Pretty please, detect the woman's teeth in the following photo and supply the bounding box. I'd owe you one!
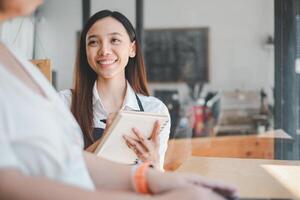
[97,60,115,65]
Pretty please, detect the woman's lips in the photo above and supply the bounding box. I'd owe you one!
[97,59,117,67]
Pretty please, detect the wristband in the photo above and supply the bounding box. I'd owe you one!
[131,162,152,194]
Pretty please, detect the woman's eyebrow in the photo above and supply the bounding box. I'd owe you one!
[87,32,123,40]
[109,32,123,36]
[87,35,98,40]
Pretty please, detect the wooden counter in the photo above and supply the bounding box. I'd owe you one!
[176,156,300,199]
[164,132,292,171]
[164,135,275,170]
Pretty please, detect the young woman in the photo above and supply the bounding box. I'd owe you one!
[0,1,237,199]
[59,10,170,169]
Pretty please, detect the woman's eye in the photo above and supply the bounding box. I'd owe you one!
[88,40,98,46]
[111,38,121,44]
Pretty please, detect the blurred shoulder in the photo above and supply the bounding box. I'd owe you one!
[137,94,169,115]
[58,89,72,108]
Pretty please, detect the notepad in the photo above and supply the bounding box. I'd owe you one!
[94,110,169,164]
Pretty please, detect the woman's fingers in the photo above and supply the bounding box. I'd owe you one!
[122,121,161,165]
[150,120,160,144]
[132,127,151,152]
[123,135,149,160]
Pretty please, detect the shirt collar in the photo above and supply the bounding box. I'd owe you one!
[92,81,101,106]
[123,82,141,111]
[92,81,140,111]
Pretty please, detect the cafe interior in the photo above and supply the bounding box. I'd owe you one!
[1,0,300,199]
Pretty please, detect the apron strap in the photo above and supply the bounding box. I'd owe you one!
[135,93,144,112]
[93,127,105,141]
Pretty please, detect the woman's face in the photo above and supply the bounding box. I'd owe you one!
[86,16,136,80]
[0,0,43,19]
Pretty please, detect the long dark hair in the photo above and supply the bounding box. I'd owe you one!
[71,10,150,147]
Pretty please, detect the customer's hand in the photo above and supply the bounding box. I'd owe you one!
[153,186,231,200]
[147,170,238,199]
[123,121,160,168]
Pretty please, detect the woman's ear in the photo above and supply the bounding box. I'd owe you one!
[129,41,136,58]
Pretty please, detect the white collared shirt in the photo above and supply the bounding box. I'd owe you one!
[59,81,171,170]
[0,43,94,190]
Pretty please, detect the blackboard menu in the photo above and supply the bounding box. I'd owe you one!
[144,28,209,83]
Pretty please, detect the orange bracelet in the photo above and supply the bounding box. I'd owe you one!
[133,162,151,194]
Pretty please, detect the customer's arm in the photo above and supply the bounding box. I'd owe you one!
[0,168,232,200]
[84,151,237,199]
[84,151,134,191]
[0,168,150,200]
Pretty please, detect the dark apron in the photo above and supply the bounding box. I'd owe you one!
[92,93,144,141]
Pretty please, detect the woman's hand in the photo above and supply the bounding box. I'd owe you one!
[123,121,161,168]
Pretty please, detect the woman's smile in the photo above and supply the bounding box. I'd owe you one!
[96,58,118,67]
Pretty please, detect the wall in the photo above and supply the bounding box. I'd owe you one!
[35,0,82,90]
[144,0,274,94]
[91,0,135,23]
[0,16,35,59]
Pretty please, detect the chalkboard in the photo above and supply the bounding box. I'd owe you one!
[144,28,209,83]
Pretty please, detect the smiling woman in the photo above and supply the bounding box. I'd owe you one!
[59,10,171,170]
[85,17,136,79]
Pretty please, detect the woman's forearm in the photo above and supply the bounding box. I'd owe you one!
[0,169,150,200]
[84,151,135,191]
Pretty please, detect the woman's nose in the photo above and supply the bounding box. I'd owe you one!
[98,42,112,56]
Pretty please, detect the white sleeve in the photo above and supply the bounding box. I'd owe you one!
[58,89,72,109]
[0,98,21,170]
[158,103,171,171]
[0,135,21,170]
